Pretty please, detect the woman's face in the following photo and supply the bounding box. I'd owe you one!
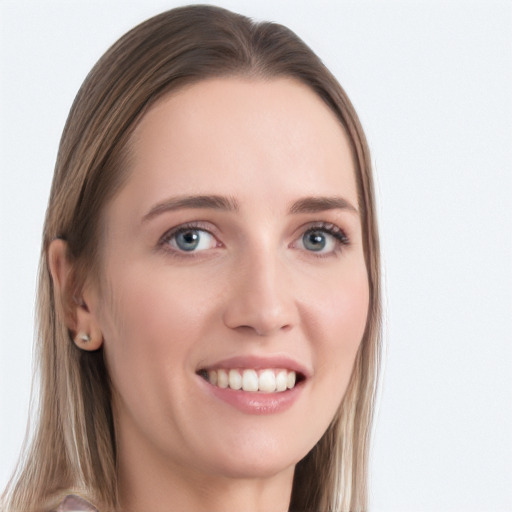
[87,77,369,482]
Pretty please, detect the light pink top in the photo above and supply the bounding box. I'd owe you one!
[53,495,98,512]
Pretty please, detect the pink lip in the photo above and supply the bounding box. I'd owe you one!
[196,354,310,415]
[199,376,304,415]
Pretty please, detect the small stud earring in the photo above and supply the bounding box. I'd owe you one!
[76,332,91,343]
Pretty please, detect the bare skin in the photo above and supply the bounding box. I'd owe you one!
[50,77,369,512]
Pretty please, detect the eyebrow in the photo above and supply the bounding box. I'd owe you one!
[142,194,358,223]
[142,195,240,222]
[289,196,359,215]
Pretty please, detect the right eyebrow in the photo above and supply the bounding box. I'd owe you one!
[141,194,240,223]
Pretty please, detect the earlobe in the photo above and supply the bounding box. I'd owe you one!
[74,300,104,351]
[48,239,104,351]
[73,329,104,351]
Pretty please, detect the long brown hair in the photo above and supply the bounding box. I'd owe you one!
[2,5,380,511]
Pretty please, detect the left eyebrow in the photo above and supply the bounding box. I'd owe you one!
[288,196,359,215]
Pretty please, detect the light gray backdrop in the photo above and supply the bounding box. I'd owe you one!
[1,1,511,510]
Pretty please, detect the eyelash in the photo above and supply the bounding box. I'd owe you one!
[158,221,350,258]
[295,222,350,257]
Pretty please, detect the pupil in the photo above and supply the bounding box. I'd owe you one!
[304,231,325,251]
[177,230,200,251]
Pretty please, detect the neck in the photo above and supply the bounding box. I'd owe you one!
[115,430,295,512]
[117,459,295,512]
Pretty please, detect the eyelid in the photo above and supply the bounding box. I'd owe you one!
[300,221,349,241]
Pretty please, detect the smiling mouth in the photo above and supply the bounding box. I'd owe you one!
[197,368,304,393]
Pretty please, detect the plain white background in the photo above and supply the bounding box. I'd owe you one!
[1,1,511,510]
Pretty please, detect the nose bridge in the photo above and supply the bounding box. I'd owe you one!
[223,243,295,336]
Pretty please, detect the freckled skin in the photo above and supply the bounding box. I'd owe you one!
[84,77,369,512]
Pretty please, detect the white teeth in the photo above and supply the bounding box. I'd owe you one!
[217,369,228,388]
[242,369,259,392]
[275,370,288,392]
[203,368,299,393]
[287,371,296,389]
[228,369,242,390]
[208,370,218,386]
[258,369,276,392]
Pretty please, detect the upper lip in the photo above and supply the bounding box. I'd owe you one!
[196,354,312,379]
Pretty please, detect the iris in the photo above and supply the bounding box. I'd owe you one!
[175,230,201,251]
[303,231,326,251]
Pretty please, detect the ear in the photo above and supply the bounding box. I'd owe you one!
[48,239,103,351]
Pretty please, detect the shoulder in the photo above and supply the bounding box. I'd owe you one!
[52,494,98,512]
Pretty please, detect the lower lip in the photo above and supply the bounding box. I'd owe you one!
[199,376,303,415]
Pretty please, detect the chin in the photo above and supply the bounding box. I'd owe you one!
[198,434,312,481]
[212,457,297,481]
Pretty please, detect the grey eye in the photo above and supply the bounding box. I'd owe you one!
[172,229,215,252]
[298,228,343,254]
[302,230,327,252]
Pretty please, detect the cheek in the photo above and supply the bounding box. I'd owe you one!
[333,268,369,362]
[95,267,212,401]
[306,264,369,405]
[309,261,369,352]
[100,263,210,341]
[336,276,370,346]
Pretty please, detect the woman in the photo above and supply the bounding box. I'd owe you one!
[1,5,380,512]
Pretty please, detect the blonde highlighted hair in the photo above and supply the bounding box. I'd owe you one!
[2,5,380,511]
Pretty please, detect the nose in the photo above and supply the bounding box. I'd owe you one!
[222,249,297,337]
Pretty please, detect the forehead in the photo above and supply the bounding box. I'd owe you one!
[116,77,358,215]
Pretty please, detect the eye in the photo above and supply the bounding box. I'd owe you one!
[164,227,218,253]
[294,223,349,255]
[302,230,335,252]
